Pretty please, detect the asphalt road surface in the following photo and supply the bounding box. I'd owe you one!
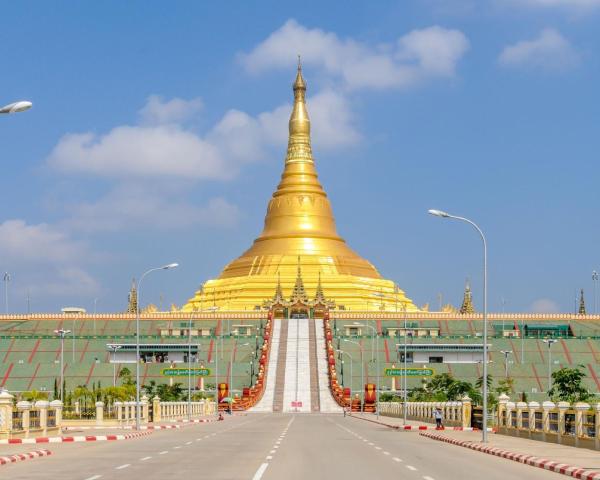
[2,414,566,479]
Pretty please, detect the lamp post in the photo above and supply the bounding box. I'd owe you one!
[0,101,32,114]
[230,342,250,399]
[205,306,219,418]
[500,350,512,378]
[336,349,354,396]
[428,209,489,442]
[354,322,379,418]
[543,339,557,393]
[593,271,598,314]
[109,345,122,387]
[135,263,178,430]
[93,298,98,336]
[187,309,198,422]
[3,272,10,314]
[54,329,71,402]
[343,339,364,413]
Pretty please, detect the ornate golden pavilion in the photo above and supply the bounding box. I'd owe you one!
[183,63,417,313]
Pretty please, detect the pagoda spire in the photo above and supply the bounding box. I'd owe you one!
[459,279,475,314]
[126,278,138,313]
[579,288,586,315]
[273,272,285,304]
[290,257,309,304]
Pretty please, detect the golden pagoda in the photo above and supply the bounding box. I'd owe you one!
[183,62,417,313]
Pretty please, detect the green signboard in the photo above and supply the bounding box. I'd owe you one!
[384,368,435,377]
[161,368,211,377]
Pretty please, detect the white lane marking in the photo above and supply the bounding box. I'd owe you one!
[85,476,102,480]
[252,463,269,480]
[186,441,192,445]
[375,446,382,450]
[140,456,152,461]
[196,438,202,442]
[115,464,130,470]
[393,457,402,462]
[159,451,168,455]
[383,451,390,455]
[174,446,181,449]
[273,445,279,449]
[368,442,374,446]
[266,455,273,460]
[270,450,276,454]
[423,477,435,480]
[407,465,417,471]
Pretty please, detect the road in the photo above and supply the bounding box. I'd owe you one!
[2,414,565,479]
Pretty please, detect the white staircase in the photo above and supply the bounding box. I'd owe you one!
[250,320,281,412]
[282,318,312,412]
[315,318,343,413]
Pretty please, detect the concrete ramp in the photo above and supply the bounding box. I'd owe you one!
[250,320,281,412]
[315,318,343,413]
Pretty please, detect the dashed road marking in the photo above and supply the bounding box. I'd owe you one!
[252,462,269,480]
[186,441,192,445]
[115,464,130,470]
[266,455,273,460]
[85,476,102,480]
[270,450,276,454]
[140,456,152,461]
[423,476,435,480]
[383,451,390,455]
[174,446,181,449]
[407,465,417,471]
[375,446,382,450]
[159,451,168,455]
[393,457,402,462]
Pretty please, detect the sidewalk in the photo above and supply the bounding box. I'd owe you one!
[349,412,482,430]
[424,429,600,472]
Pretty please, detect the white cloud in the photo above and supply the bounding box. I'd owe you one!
[139,95,203,125]
[0,219,86,263]
[66,185,239,232]
[48,126,231,180]
[240,20,469,90]
[498,29,579,70]
[48,87,358,182]
[0,220,100,300]
[530,298,561,313]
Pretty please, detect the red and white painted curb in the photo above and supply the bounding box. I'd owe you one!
[400,425,492,431]
[348,414,492,432]
[0,449,52,466]
[420,432,600,480]
[0,430,152,445]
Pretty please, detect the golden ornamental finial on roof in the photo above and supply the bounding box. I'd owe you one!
[460,279,475,314]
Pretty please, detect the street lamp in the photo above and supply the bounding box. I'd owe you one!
[343,339,364,413]
[354,322,380,418]
[230,342,250,399]
[500,350,512,378]
[336,349,354,397]
[428,208,489,442]
[592,271,598,314]
[135,263,178,430]
[0,101,32,114]
[54,329,71,402]
[109,345,122,387]
[3,272,10,314]
[543,339,558,393]
[187,309,199,422]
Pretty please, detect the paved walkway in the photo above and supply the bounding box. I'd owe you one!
[357,413,600,472]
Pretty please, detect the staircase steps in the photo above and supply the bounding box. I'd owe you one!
[308,317,320,412]
[272,319,289,412]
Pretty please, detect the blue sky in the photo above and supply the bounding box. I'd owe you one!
[2,0,600,314]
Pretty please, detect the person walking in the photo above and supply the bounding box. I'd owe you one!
[434,407,444,429]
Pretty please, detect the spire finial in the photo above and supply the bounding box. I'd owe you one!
[297,54,302,70]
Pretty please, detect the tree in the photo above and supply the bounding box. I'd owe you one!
[21,390,49,402]
[548,366,591,403]
[495,377,515,395]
